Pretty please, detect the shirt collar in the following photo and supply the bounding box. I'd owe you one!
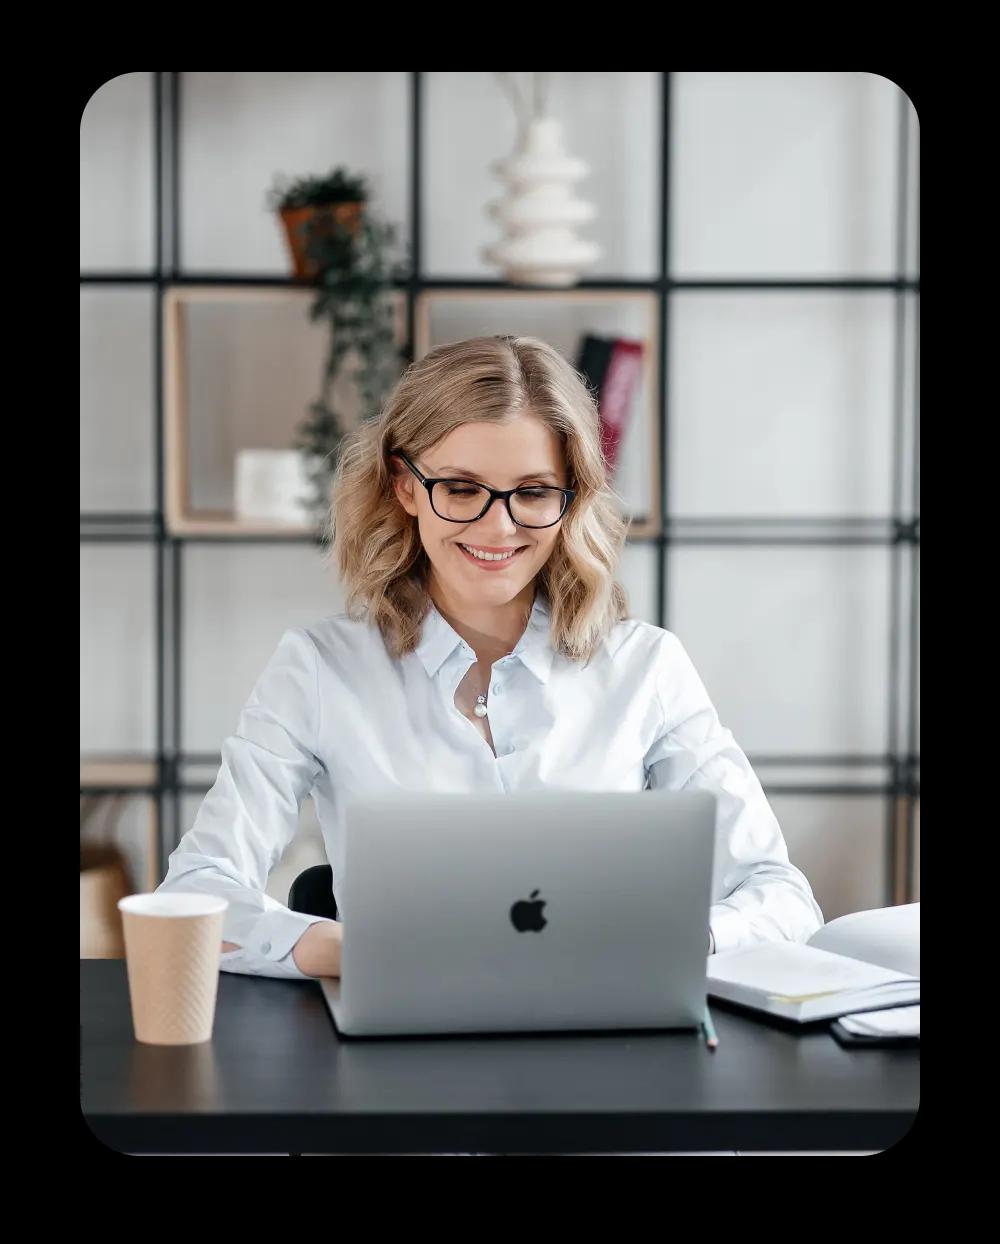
[415,591,555,684]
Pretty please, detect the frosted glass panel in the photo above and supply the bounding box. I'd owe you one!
[424,72,658,278]
[900,292,919,521]
[80,287,155,511]
[668,292,895,517]
[419,294,657,525]
[80,546,155,753]
[672,72,901,277]
[81,72,154,271]
[618,542,657,625]
[179,72,410,272]
[768,795,887,920]
[668,546,889,755]
[888,544,919,758]
[183,546,348,750]
[183,294,328,511]
[904,92,919,280]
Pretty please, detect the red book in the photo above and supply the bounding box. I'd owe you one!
[598,338,644,476]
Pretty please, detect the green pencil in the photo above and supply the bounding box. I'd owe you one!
[702,1004,719,1051]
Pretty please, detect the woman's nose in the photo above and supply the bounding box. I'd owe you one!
[478,498,520,535]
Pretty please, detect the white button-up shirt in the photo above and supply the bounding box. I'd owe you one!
[158,592,823,979]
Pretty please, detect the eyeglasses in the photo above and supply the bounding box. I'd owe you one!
[390,450,575,530]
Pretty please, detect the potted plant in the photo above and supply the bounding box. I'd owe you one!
[268,166,370,280]
[277,188,406,522]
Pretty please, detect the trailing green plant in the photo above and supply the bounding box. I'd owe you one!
[293,207,406,521]
[267,166,369,210]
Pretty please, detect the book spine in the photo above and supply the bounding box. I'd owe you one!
[598,338,644,475]
[576,334,614,404]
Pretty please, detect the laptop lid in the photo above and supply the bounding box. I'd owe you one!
[322,788,716,1038]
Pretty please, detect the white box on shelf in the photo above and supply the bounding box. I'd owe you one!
[234,449,313,524]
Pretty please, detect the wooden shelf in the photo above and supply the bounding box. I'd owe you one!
[166,512,319,538]
[162,285,407,537]
[80,758,158,789]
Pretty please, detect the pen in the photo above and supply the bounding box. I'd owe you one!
[701,1004,719,1051]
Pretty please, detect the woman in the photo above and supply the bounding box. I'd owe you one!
[157,335,823,983]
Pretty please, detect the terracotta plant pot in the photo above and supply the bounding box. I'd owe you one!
[279,201,364,279]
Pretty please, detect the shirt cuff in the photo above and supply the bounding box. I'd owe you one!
[708,904,748,956]
[240,909,335,979]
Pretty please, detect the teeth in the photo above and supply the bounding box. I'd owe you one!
[460,544,519,562]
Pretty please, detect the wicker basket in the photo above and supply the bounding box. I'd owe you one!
[80,842,132,958]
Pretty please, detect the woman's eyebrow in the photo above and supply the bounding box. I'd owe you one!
[436,465,560,483]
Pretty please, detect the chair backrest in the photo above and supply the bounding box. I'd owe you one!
[288,864,339,921]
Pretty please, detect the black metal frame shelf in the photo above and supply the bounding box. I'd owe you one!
[81,274,920,293]
[80,72,919,901]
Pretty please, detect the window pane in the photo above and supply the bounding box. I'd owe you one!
[80,287,155,511]
[668,545,890,755]
[618,542,657,625]
[424,71,659,278]
[672,72,902,278]
[80,546,155,753]
[179,72,410,273]
[668,292,896,517]
[182,545,347,751]
[81,72,154,271]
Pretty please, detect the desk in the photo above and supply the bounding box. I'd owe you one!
[81,961,918,1154]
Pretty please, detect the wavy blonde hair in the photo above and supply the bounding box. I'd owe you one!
[326,334,630,664]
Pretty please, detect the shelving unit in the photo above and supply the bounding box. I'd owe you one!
[80,72,919,902]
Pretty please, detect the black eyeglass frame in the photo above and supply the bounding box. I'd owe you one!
[389,449,576,530]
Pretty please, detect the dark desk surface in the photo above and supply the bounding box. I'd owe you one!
[81,960,918,1154]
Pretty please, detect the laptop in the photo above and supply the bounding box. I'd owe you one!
[319,788,716,1038]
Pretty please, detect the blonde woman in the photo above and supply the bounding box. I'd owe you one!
[158,335,822,985]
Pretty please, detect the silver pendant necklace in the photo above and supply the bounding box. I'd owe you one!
[474,693,488,718]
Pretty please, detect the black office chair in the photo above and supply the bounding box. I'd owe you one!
[288,864,339,921]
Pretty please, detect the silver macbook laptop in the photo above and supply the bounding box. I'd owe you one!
[319,789,716,1038]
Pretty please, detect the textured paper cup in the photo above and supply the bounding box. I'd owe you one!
[118,893,228,1045]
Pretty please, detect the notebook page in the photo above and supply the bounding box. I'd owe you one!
[708,943,913,1003]
[839,1005,920,1036]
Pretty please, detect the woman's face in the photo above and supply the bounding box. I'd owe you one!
[392,415,568,611]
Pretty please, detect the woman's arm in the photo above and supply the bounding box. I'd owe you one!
[222,922,342,975]
[157,628,339,979]
[644,632,824,954]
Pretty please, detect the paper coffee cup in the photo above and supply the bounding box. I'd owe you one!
[118,893,228,1045]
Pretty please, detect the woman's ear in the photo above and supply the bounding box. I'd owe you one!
[389,457,419,518]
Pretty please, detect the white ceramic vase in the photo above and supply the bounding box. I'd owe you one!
[483,116,601,287]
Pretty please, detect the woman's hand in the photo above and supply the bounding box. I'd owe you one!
[291,920,344,978]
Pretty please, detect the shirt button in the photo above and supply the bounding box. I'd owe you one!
[261,941,272,955]
[491,684,502,695]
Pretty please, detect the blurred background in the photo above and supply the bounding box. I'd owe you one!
[80,71,919,958]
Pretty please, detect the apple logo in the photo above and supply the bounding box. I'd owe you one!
[510,889,547,932]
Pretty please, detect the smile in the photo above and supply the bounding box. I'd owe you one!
[457,543,528,567]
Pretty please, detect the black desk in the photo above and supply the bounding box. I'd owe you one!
[81,961,918,1154]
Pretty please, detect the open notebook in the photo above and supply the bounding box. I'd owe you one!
[707,904,920,1024]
